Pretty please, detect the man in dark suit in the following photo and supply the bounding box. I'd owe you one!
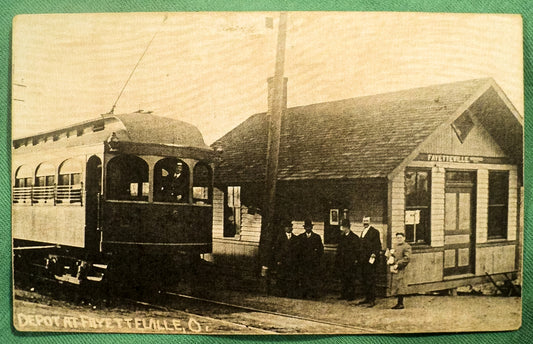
[335,219,361,301]
[357,216,382,307]
[274,219,300,298]
[298,219,324,299]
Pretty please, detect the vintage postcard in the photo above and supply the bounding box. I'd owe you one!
[12,12,523,334]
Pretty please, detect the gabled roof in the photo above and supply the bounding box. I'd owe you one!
[213,78,523,184]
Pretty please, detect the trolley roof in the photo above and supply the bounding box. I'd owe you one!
[13,111,211,152]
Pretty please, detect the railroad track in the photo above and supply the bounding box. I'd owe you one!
[138,291,390,334]
[14,268,389,334]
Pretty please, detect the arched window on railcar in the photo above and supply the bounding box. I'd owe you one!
[153,158,189,203]
[107,155,149,201]
[34,162,55,202]
[57,159,83,204]
[193,162,212,204]
[13,165,33,203]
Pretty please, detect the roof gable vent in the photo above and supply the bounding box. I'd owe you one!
[452,111,474,143]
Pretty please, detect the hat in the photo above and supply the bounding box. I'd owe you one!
[362,216,371,224]
[395,232,405,237]
[303,219,313,228]
[340,219,351,227]
[281,219,293,227]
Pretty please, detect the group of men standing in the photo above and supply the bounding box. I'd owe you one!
[274,216,410,309]
[336,217,381,307]
[274,218,324,299]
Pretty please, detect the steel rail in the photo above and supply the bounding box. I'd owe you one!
[165,291,389,334]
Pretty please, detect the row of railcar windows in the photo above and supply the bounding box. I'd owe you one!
[105,155,212,204]
[13,156,212,205]
[13,159,82,204]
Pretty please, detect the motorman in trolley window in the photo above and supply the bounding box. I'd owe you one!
[386,232,412,309]
[357,216,382,307]
[335,219,361,301]
[298,219,324,299]
[162,161,189,202]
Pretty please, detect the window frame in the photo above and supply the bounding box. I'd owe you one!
[404,168,432,245]
[487,170,509,240]
[192,162,212,205]
[153,157,190,203]
[224,186,241,238]
[106,154,149,202]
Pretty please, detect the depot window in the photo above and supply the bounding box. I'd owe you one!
[488,171,509,239]
[405,169,431,244]
[224,186,241,237]
[107,155,149,201]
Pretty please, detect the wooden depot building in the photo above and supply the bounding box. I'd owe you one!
[208,78,523,294]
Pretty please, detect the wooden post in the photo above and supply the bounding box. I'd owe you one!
[259,12,288,271]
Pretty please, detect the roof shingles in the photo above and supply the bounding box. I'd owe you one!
[213,78,493,184]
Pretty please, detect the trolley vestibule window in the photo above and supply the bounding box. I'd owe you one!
[193,162,212,204]
[13,165,33,203]
[57,159,83,203]
[34,163,55,202]
[107,155,149,201]
[154,158,189,203]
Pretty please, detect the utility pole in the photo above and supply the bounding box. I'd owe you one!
[259,12,288,274]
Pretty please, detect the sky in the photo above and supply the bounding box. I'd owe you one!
[11,12,523,144]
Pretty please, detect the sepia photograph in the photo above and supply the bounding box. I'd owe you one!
[11,11,523,335]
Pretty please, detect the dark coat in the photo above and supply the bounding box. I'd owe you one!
[274,231,300,268]
[335,231,361,274]
[298,231,324,269]
[359,226,382,262]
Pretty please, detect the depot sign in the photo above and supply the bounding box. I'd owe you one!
[415,153,508,165]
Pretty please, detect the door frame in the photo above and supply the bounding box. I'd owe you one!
[443,170,477,276]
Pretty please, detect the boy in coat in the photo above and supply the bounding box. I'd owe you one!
[387,232,412,309]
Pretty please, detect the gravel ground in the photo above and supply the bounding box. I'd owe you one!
[12,285,521,334]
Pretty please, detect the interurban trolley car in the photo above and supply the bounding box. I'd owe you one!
[12,111,215,287]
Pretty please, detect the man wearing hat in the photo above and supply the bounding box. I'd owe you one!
[357,216,382,307]
[335,219,361,301]
[298,219,324,299]
[274,219,300,298]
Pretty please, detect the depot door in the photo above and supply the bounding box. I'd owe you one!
[443,171,476,276]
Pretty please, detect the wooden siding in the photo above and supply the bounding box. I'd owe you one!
[507,168,518,241]
[389,173,405,240]
[212,187,224,238]
[419,115,506,158]
[476,245,516,275]
[212,187,262,242]
[431,167,445,247]
[476,169,489,244]
[240,212,262,242]
[405,251,443,285]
